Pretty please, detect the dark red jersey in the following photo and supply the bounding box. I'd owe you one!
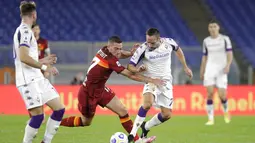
[37,37,49,59]
[84,46,125,88]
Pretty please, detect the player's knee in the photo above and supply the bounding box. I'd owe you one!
[161,111,172,120]
[143,101,153,110]
[207,92,214,99]
[51,108,65,121]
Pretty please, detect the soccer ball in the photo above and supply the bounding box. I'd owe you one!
[110,132,128,143]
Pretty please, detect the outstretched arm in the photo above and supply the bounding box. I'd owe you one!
[175,47,193,79]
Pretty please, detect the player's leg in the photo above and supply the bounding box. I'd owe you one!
[61,85,95,127]
[129,92,154,138]
[142,107,172,138]
[141,88,173,138]
[216,74,230,123]
[99,87,143,142]
[205,85,215,125]
[204,76,216,125]
[24,106,44,143]
[39,79,65,143]
[104,93,155,143]
[18,84,45,143]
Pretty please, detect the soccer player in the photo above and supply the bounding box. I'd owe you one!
[127,28,193,142]
[200,20,232,125]
[13,2,65,143]
[60,36,163,143]
[32,23,51,78]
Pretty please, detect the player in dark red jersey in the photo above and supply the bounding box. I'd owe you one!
[60,36,162,143]
[32,24,50,59]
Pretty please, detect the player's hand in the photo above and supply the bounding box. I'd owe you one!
[151,78,165,87]
[41,54,57,65]
[51,66,59,76]
[224,65,230,74]
[46,66,59,76]
[137,64,147,72]
[131,43,140,55]
[184,67,193,79]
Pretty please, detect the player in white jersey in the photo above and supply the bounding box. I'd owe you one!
[13,2,65,143]
[127,28,193,142]
[200,20,232,125]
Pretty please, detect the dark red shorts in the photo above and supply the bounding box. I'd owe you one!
[78,85,115,118]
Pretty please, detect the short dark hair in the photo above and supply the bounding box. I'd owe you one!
[20,1,36,16]
[108,36,122,43]
[32,23,39,29]
[146,28,160,37]
[209,19,219,24]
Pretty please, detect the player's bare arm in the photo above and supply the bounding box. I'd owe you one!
[200,55,208,80]
[224,51,233,74]
[119,43,140,59]
[175,47,193,79]
[39,54,57,65]
[120,69,164,86]
[127,64,147,73]
[20,46,54,73]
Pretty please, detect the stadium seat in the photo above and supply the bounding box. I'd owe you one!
[206,0,255,67]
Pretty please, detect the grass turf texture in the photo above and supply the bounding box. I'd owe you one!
[0,115,254,143]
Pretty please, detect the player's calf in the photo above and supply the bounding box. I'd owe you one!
[42,108,65,143]
[23,113,44,143]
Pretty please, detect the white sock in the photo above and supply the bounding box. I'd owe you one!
[42,117,61,143]
[206,104,214,121]
[130,115,146,136]
[23,124,38,143]
[145,114,163,130]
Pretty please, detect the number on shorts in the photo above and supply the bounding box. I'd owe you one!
[169,98,173,107]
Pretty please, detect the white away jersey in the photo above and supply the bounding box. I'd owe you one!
[129,37,179,82]
[13,22,44,87]
[203,34,232,70]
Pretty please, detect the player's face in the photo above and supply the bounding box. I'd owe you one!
[109,42,123,58]
[32,26,40,37]
[208,23,220,36]
[146,35,160,49]
[31,11,37,25]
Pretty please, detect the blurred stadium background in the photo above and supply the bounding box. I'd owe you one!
[1,0,255,85]
[0,0,255,142]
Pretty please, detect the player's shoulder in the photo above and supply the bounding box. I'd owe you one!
[203,36,211,42]
[160,37,178,47]
[135,42,147,53]
[161,37,177,44]
[18,24,32,35]
[220,34,230,40]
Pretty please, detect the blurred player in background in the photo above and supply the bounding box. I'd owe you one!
[60,36,162,143]
[13,1,65,143]
[127,28,193,142]
[200,20,232,125]
[32,23,51,78]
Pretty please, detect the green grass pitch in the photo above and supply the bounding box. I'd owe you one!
[0,115,254,143]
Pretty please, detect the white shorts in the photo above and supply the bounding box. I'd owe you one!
[17,78,59,109]
[142,81,173,109]
[203,72,228,89]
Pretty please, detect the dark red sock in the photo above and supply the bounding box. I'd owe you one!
[60,116,83,127]
[120,114,140,141]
